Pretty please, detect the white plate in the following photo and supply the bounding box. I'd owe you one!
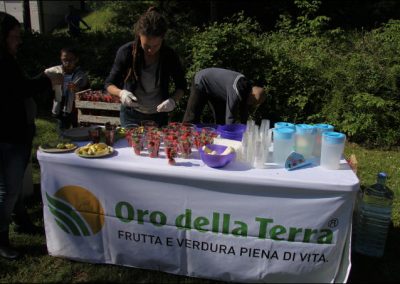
[75,146,114,158]
[39,144,78,153]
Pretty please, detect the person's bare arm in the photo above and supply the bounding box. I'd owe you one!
[171,89,184,104]
[106,84,122,97]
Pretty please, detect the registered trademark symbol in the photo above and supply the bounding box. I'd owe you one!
[328,218,339,228]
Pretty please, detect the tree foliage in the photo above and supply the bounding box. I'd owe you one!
[17,0,400,147]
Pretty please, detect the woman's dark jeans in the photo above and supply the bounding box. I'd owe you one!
[120,105,168,127]
[0,142,30,232]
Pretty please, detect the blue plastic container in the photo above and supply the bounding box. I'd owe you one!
[217,124,246,141]
[274,122,295,129]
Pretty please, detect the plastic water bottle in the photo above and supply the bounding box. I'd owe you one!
[354,172,394,257]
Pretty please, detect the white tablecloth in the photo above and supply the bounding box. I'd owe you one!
[37,138,359,283]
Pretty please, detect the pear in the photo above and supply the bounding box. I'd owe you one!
[221,146,235,155]
[202,145,213,154]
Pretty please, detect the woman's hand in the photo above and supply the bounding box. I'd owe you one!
[119,89,138,107]
[156,98,176,112]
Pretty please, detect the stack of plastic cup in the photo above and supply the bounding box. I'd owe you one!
[239,131,248,162]
[240,120,255,163]
[259,119,271,165]
[253,139,266,168]
[246,124,259,166]
[259,119,270,140]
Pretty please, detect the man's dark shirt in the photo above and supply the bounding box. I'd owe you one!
[194,68,250,124]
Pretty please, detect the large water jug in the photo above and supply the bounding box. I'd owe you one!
[354,172,394,257]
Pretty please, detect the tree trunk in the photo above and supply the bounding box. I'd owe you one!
[80,0,86,12]
[23,0,31,32]
[210,0,218,22]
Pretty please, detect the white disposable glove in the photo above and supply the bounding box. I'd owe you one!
[156,98,176,112]
[119,90,137,107]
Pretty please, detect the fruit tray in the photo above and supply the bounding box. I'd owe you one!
[75,89,121,125]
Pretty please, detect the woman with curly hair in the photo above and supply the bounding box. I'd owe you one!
[105,6,186,127]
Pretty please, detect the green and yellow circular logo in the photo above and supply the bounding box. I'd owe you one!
[46,186,105,236]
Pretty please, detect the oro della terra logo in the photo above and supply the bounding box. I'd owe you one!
[46,186,105,236]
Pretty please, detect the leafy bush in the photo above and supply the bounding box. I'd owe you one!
[258,33,332,124]
[185,13,267,83]
[318,24,400,147]
[89,1,154,31]
[179,13,271,121]
[16,0,400,147]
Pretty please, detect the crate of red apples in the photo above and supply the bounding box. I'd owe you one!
[75,89,121,125]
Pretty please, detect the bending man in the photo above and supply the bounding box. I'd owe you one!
[183,68,266,125]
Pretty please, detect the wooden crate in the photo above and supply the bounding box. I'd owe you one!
[75,90,121,126]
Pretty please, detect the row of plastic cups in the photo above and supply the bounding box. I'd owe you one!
[162,124,196,159]
[131,131,177,160]
[124,123,218,160]
[162,126,218,161]
[161,132,198,164]
[123,124,158,156]
[193,127,218,149]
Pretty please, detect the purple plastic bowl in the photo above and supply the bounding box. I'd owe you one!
[217,124,246,141]
[199,144,236,168]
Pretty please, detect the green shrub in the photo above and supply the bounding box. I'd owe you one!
[16,0,400,147]
[257,33,332,124]
[179,13,270,122]
[185,13,267,83]
[318,25,400,147]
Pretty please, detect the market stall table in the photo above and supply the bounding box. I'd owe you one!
[37,138,359,283]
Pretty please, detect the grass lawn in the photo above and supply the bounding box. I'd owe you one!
[0,117,399,283]
[83,6,116,32]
